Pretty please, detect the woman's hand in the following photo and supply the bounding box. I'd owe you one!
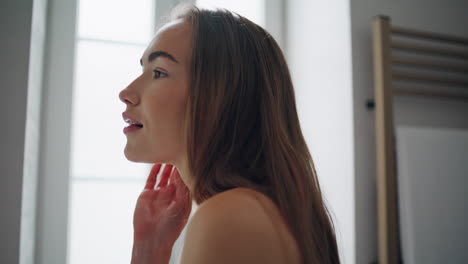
[132,164,192,263]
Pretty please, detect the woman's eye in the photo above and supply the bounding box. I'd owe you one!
[153,70,168,79]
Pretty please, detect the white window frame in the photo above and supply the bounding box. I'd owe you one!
[36,0,283,263]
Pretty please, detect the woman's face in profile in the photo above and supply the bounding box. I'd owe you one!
[119,19,192,164]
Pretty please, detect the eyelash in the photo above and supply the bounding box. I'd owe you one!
[153,69,168,79]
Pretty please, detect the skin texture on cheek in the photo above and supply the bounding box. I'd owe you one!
[142,70,188,163]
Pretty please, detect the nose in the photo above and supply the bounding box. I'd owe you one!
[119,83,139,106]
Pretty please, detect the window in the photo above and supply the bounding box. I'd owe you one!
[197,0,265,27]
[67,1,154,263]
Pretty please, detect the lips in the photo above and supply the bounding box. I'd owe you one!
[122,112,143,128]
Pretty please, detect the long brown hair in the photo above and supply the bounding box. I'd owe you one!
[170,5,340,264]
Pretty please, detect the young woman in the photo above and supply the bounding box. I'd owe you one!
[119,4,340,264]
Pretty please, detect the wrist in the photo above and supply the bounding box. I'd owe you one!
[131,239,172,264]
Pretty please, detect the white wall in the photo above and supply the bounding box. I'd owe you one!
[1,0,47,263]
[287,0,468,263]
[350,0,468,263]
[21,0,48,263]
[1,1,31,262]
[36,0,77,263]
[286,1,355,263]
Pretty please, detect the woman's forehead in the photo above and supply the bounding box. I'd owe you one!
[156,18,187,36]
[142,19,191,66]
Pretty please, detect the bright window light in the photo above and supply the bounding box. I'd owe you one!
[197,0,265,27]
[77,0,154,43]
[68,1,153,263]
[70,41,150,180]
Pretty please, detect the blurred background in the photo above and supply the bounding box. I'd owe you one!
[2,0,467,264]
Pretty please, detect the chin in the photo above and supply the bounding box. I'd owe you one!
[124,146,146,163]
[124,146,166,164]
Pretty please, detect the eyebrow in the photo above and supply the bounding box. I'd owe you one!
[140,50,179,66]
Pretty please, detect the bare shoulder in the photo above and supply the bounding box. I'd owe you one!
[179,187,300,264]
